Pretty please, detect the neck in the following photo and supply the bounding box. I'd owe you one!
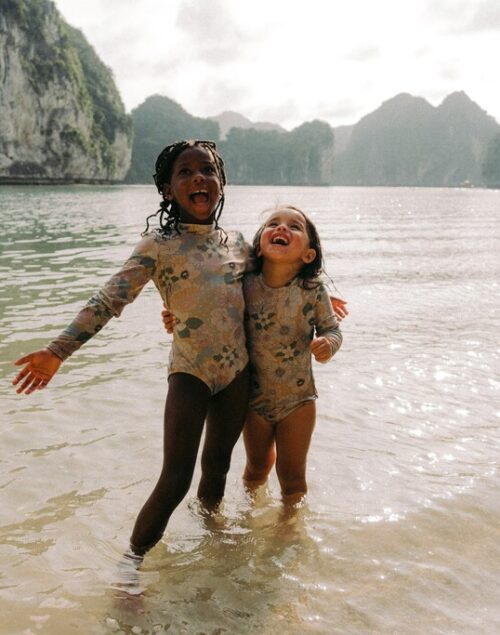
[261,260,301,288]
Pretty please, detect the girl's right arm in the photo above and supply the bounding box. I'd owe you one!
[13,235,159,395]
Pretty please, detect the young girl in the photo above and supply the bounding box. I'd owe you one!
[163,205,343,503]
[12,140,252,558]
[242,205,342,503]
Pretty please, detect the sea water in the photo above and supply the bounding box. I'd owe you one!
[0,184,499,634]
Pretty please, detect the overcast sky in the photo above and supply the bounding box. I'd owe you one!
[53,0,499,130]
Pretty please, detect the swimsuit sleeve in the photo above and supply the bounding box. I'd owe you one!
[239,234,257,273]
[46,234,158,360]
[314,283,343,356]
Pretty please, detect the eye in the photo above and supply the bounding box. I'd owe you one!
[203,165,216,174]
[178,167,191,176]
[291,223,302,231]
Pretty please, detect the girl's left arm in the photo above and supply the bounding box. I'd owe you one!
[311,283,343,363]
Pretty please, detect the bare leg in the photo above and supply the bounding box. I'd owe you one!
[197,365,249,507]
[242,409,276,490]
[129,373,210,555]
[275,401,316,505]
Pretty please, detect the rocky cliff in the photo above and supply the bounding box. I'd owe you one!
[0,0,132,183]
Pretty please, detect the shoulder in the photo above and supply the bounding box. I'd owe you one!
[130,231,164,261]
[298,278,329,302]
[225,229,248,246]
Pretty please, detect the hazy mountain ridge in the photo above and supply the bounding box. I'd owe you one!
[332,92,500,186]
[1,1,499,186]
[0,0,132,183]
[209,111,286,139]
[126,95,335,185]
[126,95,219,183]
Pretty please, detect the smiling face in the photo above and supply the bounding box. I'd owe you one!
[258,208,317,269]
[162,146,223,224]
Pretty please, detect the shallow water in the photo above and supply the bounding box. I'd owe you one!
[1,184,499,634]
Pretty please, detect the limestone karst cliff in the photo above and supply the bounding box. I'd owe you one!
[0,0,132,183]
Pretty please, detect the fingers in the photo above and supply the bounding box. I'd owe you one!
[15,373,49,394]
[13,356,54,394]
[331,298,349,320]
[310,338,332,363]
[14,354,33,366]
[12,366,30,386]
[16,373,37,394]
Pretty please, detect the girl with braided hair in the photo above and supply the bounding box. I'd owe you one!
[12,140,252,561]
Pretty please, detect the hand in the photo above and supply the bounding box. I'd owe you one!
[310,337,333,363]
[13,349,62,395]
[161,304,176,334]
[330,297,348,320]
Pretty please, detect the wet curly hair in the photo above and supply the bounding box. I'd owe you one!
[142,140,227,237]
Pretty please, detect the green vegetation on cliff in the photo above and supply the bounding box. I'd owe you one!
[126,95,334,185]
[220,121,334,185]
[1,0,131,181]
[126,95,219,183]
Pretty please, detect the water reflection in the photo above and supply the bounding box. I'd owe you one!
[1,185,500,634]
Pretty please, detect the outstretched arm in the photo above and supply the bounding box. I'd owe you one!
[13,349,63,395]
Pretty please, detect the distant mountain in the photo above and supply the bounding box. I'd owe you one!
[125,95,219,183]
[483,133,500,187]
[210,111,286,139]
[0,0,132,183]
[125,95,333,185]
[220,120,334,185]
[332,92,500,186]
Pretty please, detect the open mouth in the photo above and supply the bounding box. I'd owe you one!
[271,235,289,246]
[190,190,209,205]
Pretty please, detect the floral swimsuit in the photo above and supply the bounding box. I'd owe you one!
[243,273,342,423]
[47,223,251,394]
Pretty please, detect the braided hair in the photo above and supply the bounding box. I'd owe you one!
[142,140,227,237]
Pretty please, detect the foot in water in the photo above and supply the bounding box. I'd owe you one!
[111,549,144,596]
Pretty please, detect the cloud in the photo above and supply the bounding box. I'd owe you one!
[425,0,500,33]
[175,0,258,65]
[311,99,361,123]
[463,2,500,32]
[345,46,381,62]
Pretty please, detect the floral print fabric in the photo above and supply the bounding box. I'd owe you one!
[243,273,342,423]
[47,223,252,394]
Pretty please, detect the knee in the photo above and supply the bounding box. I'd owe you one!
[155,470,192,506]
[201,447,234,479]
[276,465,307,496]
[244,452,275,483]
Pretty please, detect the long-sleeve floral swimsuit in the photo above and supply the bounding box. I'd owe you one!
[243,273,342,423]
[47,223,252,394]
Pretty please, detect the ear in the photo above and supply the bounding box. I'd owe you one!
[301,248,316,264]
[162,184,173,201]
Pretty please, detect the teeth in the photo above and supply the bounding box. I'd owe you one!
[272,236,288,245]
